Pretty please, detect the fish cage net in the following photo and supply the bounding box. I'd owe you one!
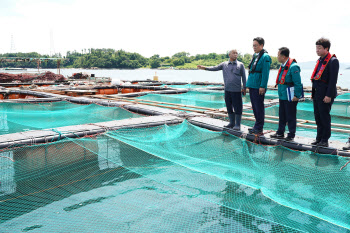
[164,84,221,89]
[251,100,350,126]
[237,99,350,141]
[297,99,350,118]
[0,101,141,135]
[337,93,350,100]
[1,121,349,232]
[135,91,257,110]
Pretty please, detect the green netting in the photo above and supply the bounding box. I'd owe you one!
[265,90,311,97]
[136,91,254,110]
[264,102,350,123]
[0,101,140,135]
[163,84,222,89]
[1,121,349,232]
[135,90,293,111]
[136,91,227,109]
[297,99,350,118]
[337,93,350,100]
[105,122,350,232]
[244,101,349,141]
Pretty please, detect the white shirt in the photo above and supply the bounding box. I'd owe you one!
[282,58,289,67]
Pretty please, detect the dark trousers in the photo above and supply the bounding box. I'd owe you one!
[224,91,243,115]
[277,99,298,138]
[249,88,265,131]
[313,98,334,142]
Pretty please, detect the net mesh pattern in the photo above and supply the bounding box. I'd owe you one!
[136,91,254,110]
[243,100,350,140]
[0,101,141,135]
[1,121,349,232]
[337,93,350,100]
[163,84,221,89]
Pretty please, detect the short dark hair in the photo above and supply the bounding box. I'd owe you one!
[316,38,331,51]
[253,37,265,46]
[278,47,290,57]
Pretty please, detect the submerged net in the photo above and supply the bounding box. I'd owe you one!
[1,121,349,232]
[297,99,350,118]
[337,93,350,100]
[263,101,350,122]
[244,100,350,141]
[136,91,255,110]
[0,101,140,135]
[265,90,312,98]
[165,84,222,89]
[238,98,350,141]
[136,91,227,109]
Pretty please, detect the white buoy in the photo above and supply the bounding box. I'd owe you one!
[111,79,121,86]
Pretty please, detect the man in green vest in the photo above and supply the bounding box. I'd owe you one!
[246,37,271,134]
[270,47,303,141]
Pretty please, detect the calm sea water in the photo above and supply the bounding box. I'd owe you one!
[6,68,350,88]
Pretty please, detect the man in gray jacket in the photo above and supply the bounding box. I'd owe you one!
[197,49,246,130]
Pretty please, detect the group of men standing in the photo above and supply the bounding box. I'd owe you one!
[198,37,346,148]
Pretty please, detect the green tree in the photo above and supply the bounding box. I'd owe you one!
[172,58,185,66]
[150,59,161,68]
[270,56,279,69]
[172,52,189,58]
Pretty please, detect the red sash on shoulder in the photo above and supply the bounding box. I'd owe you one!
[275,58,296,85]
[311,53,336,81]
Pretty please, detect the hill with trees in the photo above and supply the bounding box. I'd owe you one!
[0,49,280,70]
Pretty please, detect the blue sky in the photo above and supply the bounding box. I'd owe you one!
[1,0,350,62]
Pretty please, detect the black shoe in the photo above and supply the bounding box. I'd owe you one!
[284,136,294,141]
[311,140,320,145]
[225,113,235,128]
[248,128,254,133]
[343,141,350,150]
[250,129,263,135]
[232,125,241,131]
[270,133,284,139]
[317,141,329,147]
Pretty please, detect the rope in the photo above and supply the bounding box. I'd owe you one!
[50,128,62,141]
[0,155,14,162]
[340,160,350,171]
[240,132,248,140]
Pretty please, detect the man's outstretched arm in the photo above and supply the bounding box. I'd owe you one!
[197,63,223,71]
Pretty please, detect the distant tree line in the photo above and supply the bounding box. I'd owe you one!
[0,52,63,69]
[0,49,280,70]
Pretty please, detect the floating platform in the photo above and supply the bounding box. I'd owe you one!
[1,82,350,156]
[0,115,182,149]
[189,117,350,157]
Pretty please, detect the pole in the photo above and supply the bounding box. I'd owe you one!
[37,60,40,73]
[57,60,61,75]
